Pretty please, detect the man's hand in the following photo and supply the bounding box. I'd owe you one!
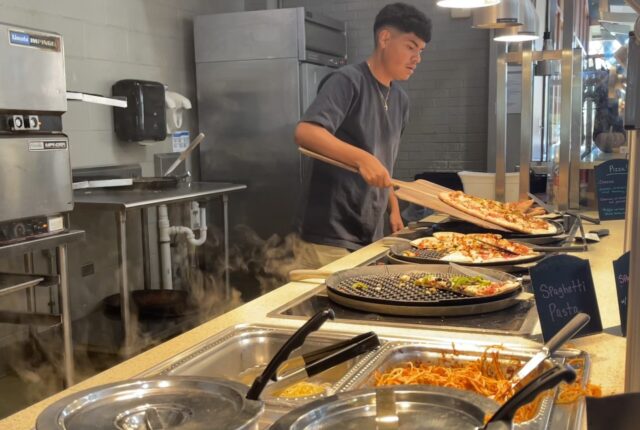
[355,153,392,188]
[389,208,404,233]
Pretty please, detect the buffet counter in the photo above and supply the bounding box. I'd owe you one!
[1,215,626,429]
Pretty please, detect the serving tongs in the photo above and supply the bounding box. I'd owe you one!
[245,309,380,400]
[271,331,380,387]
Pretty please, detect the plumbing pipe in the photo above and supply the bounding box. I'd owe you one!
[158,204,173,290]
[168,205,207,246]
[158,203,208,290]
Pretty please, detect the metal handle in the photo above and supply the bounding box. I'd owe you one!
[246,309,335,400]
[485,365,577,428]
[531,245,587,252]
[545,312,590,351]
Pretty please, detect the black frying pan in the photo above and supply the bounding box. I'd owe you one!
[129,176,180,190]
[103,290,197,318]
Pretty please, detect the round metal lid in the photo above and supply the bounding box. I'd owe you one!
[271,386,501,430]
[36,377,263,430]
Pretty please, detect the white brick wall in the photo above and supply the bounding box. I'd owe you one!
[0,0,236,174]
[283,0,490,180]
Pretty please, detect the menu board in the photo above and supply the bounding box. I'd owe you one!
[595,159,628,221]
[613,251,630,337]
[530,255,603,341]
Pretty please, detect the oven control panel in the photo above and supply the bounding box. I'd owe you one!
[0,215,65,245]
[7,114,40,131]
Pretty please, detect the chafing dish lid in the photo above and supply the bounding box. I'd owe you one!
[271,386,499,430]
[36,377,263,430]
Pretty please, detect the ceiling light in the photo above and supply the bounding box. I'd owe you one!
[493,0,539,42]
[472,0,521,29]
[437,0,501,8]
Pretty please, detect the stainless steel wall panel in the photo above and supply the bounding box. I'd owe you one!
[197,58,301,238]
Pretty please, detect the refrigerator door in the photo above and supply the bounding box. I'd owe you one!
[197,58,301,238]
[299,62,335,113]
[298,62,336,183]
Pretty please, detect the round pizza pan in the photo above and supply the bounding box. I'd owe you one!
[388,242,546,267]
[326,289,523,317]
[323,264,524,317]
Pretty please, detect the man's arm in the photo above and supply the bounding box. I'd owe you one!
[388,189,404,233]
[295,122,392,188]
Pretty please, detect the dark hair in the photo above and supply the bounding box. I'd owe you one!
[374,3,432,45]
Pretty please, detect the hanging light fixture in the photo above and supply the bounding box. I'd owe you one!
[472,0,521,29]
[437,0,501,8]
[493,0,539,42]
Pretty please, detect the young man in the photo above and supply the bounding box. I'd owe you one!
[295,3,431,268]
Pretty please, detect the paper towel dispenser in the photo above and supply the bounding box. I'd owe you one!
[112,79,166,142]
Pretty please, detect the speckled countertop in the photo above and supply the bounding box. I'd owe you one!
[1,215,626,429]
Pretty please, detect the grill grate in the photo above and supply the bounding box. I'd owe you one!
[333,272,474,304]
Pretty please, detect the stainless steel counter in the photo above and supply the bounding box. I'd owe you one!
[73,182,246,357]
[73,182,247,209]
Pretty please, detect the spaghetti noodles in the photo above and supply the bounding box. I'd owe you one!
[556,358,602,404]
[373,347,543,423]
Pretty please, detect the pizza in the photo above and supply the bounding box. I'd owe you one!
[466,233,534,256]
[408,233,539,264]
[438,191,557,235]
[414,274,520,297]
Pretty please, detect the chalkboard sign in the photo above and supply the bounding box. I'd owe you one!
[595,159,628,221]
[530,255,603,341]
[613,251,630,337]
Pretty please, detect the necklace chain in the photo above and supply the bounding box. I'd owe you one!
[367,62,390,112]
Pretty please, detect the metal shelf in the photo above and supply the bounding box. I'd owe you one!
[0,230,85,259]
[0,273,44,298]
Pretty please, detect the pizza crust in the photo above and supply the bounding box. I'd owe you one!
[439,191,557,235]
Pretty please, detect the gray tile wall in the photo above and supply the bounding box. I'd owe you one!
[282,0,490,180]
[0,0,239,173]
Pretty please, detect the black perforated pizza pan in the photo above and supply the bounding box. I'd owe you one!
[326,264,522,316]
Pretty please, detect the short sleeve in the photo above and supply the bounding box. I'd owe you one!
[300,72,357,135]
[401,104,410,136]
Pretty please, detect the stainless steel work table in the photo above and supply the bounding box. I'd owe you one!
[73,182,247,356]
[0,229,85,387]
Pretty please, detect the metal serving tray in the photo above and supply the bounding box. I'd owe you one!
[141,324,381,426]
[334,341,588,430]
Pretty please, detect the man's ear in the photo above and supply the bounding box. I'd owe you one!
[377,28,392,49]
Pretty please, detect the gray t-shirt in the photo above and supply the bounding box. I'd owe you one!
[298,61,409,250]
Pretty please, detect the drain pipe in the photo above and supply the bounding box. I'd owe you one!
[158,204,173,290]
[169,204,208,246]
[158,203,208,290]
